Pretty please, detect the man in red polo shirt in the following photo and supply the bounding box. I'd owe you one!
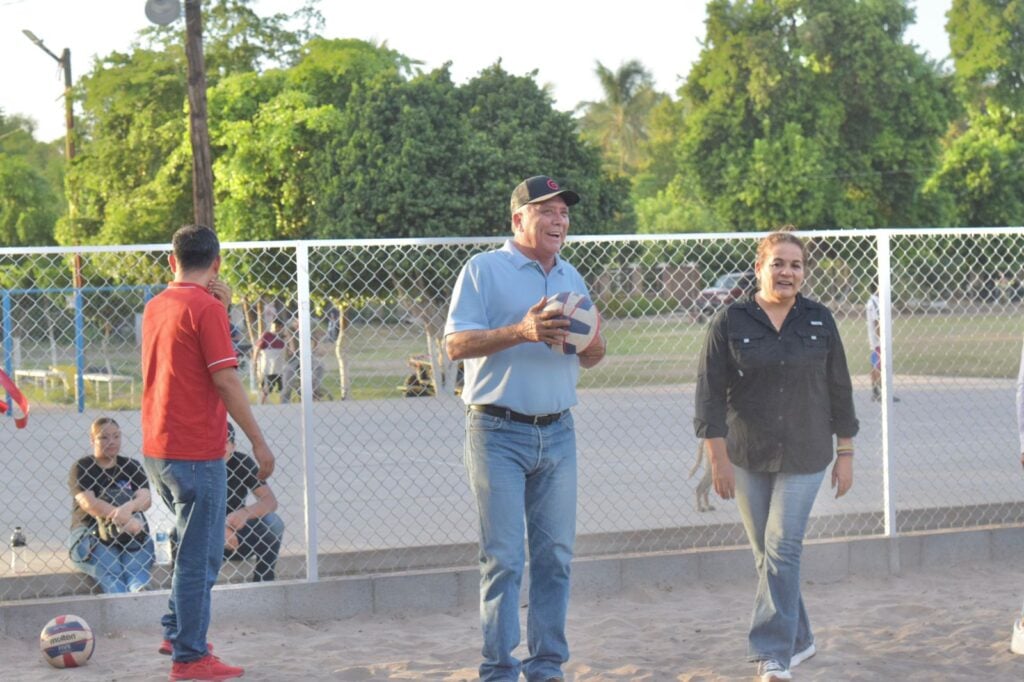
[142,225,274,681]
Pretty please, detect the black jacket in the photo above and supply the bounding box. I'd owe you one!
[694,294,859,473]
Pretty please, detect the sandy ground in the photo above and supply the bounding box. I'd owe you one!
[6,561,1024,681]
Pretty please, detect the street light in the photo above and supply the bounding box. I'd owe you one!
[22,28,82,289]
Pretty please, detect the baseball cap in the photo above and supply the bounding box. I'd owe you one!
[510,176,580,214]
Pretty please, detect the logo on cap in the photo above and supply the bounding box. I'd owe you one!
[547,179,559,190]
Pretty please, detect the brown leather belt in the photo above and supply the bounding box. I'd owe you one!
[469,404,567,426]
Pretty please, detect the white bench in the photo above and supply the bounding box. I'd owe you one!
[13,368,69,397]
[82,373,135,405]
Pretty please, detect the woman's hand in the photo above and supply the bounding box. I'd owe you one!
[119,515,144,535]
[107,504,134,529]
[705,438,734,500]
[831,455,854,498]
[711,456,735,500]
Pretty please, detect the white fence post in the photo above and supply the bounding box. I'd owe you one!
[878,232,898,553]
[296,242,319,581]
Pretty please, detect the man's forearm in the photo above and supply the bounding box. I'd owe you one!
[213,368,268,449]
[446,325,524,361]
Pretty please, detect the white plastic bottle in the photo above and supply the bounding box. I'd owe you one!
[154,529,172,566]
[9,526,26,573]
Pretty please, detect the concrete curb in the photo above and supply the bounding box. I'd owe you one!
[3,525,1021,639]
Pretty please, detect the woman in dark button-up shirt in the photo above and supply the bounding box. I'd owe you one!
[694,230,858,681]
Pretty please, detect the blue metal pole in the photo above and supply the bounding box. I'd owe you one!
[2,290,12,417]
[75,289,85,413]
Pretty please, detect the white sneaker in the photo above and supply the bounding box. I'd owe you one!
[791,642,816,668]
[1011,618,1024,655]
[757,659,792,681]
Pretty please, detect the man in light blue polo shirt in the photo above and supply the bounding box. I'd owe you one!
[445,175,606,682]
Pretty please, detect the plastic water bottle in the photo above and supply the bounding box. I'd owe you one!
[154,529,172,566]
[9,526,26,573]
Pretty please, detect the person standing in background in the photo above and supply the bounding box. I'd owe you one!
[255,319,287,404]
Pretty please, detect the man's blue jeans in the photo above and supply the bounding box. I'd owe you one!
[227,512,284,582]
[464,409,577,682]
[144,456,227,663]
[68,526,154,593]
[733,465,826,668]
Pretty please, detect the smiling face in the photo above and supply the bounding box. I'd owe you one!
[512,195,569,266]
[755,241,805,304]
[90,422,121,467]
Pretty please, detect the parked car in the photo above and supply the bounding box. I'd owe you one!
[694,270,757,320]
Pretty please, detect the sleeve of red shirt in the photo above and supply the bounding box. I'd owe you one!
[198,302,240,374]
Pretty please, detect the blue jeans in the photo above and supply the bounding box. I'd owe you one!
[69,526,154,593]
[464,409,577,682]
[144,456,227,663]
[733,465,825,668]
[227,512,285,582]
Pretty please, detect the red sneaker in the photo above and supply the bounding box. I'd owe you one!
[159,640,214,656]
[168,654,242,681]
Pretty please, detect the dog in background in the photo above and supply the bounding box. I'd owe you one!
[689,438,715,512]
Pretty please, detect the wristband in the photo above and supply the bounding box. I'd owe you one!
[836,451,854,457]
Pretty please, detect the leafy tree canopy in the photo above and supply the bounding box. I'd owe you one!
[325,62,631,240]
[641,0,955,232]
[0,154,60,246]
[577,60,667,177]
[923,106,1024,226]
[948,0,1024,111]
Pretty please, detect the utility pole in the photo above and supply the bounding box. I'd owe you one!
[184,0,215,229]
[145,0,213,228]
[22,29,83,288]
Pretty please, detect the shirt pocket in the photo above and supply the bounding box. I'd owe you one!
[795,328,830,363]
[728,331,768,370]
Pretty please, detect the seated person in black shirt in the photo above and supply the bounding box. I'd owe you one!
[223,422,284,581]
[68,416,154,593]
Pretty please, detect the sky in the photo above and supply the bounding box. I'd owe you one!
[1,0,953,144]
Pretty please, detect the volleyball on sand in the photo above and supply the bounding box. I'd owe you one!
[542,292,601,355]
[40,614,94,668]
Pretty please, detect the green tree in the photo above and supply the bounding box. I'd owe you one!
[948,0,1024,111]
[0,154,60,246]
[646,0,954,232]
[288,37,419,110]
[577,60,666,177]
[633,97,687,201]
[326,63,630,239]
[0,111,66,245]
[215,89,343,241]
[141,0,323,77]
[925,0,1024,226]
[66,0,320,247]
[923,107,1024,226]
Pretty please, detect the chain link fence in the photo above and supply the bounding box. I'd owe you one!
[1,228,1022,602]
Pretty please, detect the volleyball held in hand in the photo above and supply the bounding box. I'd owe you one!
[542,292,600,355]
[40,614,94,668]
